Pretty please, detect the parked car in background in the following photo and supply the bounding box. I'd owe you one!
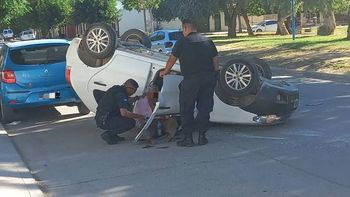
[0,39,89,123]
[252,20,278,33]
[19,29,36,41]
[66,23,299,139]
[3,29,14,41]
[150,30,183,54]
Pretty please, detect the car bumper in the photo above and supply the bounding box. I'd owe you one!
[2,85,80,109]
[242,79,299,121]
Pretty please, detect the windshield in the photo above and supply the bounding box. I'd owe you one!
[256,21,266,26]
[4,29,12,33]
[10,45,69,65]
[169,32,183,41]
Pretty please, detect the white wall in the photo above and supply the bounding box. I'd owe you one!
[118,10,181,34]
[118,9,153,35]
[209,12,278,32]
[158,18,182,30]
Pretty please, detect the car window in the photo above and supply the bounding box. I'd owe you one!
[150,32,165,42]
[150,33,158,41]
[256,21,265,26]
[169,32,183,41]
[9,45,69,65]
[158,32,165,40]
[266,21,277,25]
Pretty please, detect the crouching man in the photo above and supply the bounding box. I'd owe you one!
[95,79,147,145]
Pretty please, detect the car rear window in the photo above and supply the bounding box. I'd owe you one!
[9,45,69,65]
[169,32,183,41]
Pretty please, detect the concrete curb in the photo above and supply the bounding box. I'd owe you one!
[0,123,44,197]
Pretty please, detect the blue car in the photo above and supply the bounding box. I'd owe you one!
[150,30,183,54]
[0,39,89,123]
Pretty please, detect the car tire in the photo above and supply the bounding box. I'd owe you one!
[77,103,90,115]
[0,100,16,124]
[81,23,117,59]
[215,81,257,107]
[219,58,260,97]
[121,29,152,48]
[251,57,272,79]
[256,29,263,32]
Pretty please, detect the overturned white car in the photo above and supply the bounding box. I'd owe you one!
[66,23,299,129]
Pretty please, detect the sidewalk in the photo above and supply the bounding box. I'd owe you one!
[0,123,43,196]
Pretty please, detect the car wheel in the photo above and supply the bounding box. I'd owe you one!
[256,29,263,32]
[77,103,90,115]
[215,81,257,107]
[251,57,272,79]
[81,23,117,59]
[121,29,152,48]
[0,100,16,124]
[219,58,260,97]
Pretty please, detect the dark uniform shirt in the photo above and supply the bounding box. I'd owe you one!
[97,85,129,116]
[172,32,218,77]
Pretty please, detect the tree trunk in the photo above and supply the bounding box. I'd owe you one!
[277,19,290,35]
[317,9,336,35]
[238,15,242,33]
[242,11,254,36]
[285,16,292,34]
[225,10,238,38]
[276,12,290,35]
[347,9,350,39]
[227,14,237,38]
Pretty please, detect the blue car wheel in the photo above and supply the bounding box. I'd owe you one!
[0,99,16,124]
[77,103,90,115]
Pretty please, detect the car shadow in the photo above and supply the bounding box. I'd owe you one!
[7,106,89,126]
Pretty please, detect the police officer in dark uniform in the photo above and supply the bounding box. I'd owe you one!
[95,79,146,145]
[160,19,219,147]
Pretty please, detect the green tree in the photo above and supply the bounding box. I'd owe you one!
[153,0,237,37]
[263,0,302,35]
[331,0,350,39]
[304,0,350,35]
[26,0,72,36]
[122,0,163,11]
[0,0,30,28]
[73,0,120,24]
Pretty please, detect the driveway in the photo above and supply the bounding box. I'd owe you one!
[4,71,350,197]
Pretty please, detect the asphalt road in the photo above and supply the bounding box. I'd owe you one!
[4,71,350,197]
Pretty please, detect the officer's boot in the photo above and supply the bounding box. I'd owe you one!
[198,132,208,145]
[176,132,194,147]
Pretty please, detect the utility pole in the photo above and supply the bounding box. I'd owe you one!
[291,0,296,40]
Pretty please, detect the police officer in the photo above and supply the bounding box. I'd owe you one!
[160,19,219,147]
[95,79,146,145]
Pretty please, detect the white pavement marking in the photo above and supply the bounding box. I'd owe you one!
[235,133,286,140]
[284,129,322,137]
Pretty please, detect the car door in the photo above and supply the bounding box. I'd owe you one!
[151,31,166,52]
[134,74,182,142]
[87,52,153,111]
[157,74,182,115]
[266,21,277,32]
[271,21,278,32]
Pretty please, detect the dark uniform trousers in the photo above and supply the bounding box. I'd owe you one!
[95,110,136,134]
[179,72,217,134]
